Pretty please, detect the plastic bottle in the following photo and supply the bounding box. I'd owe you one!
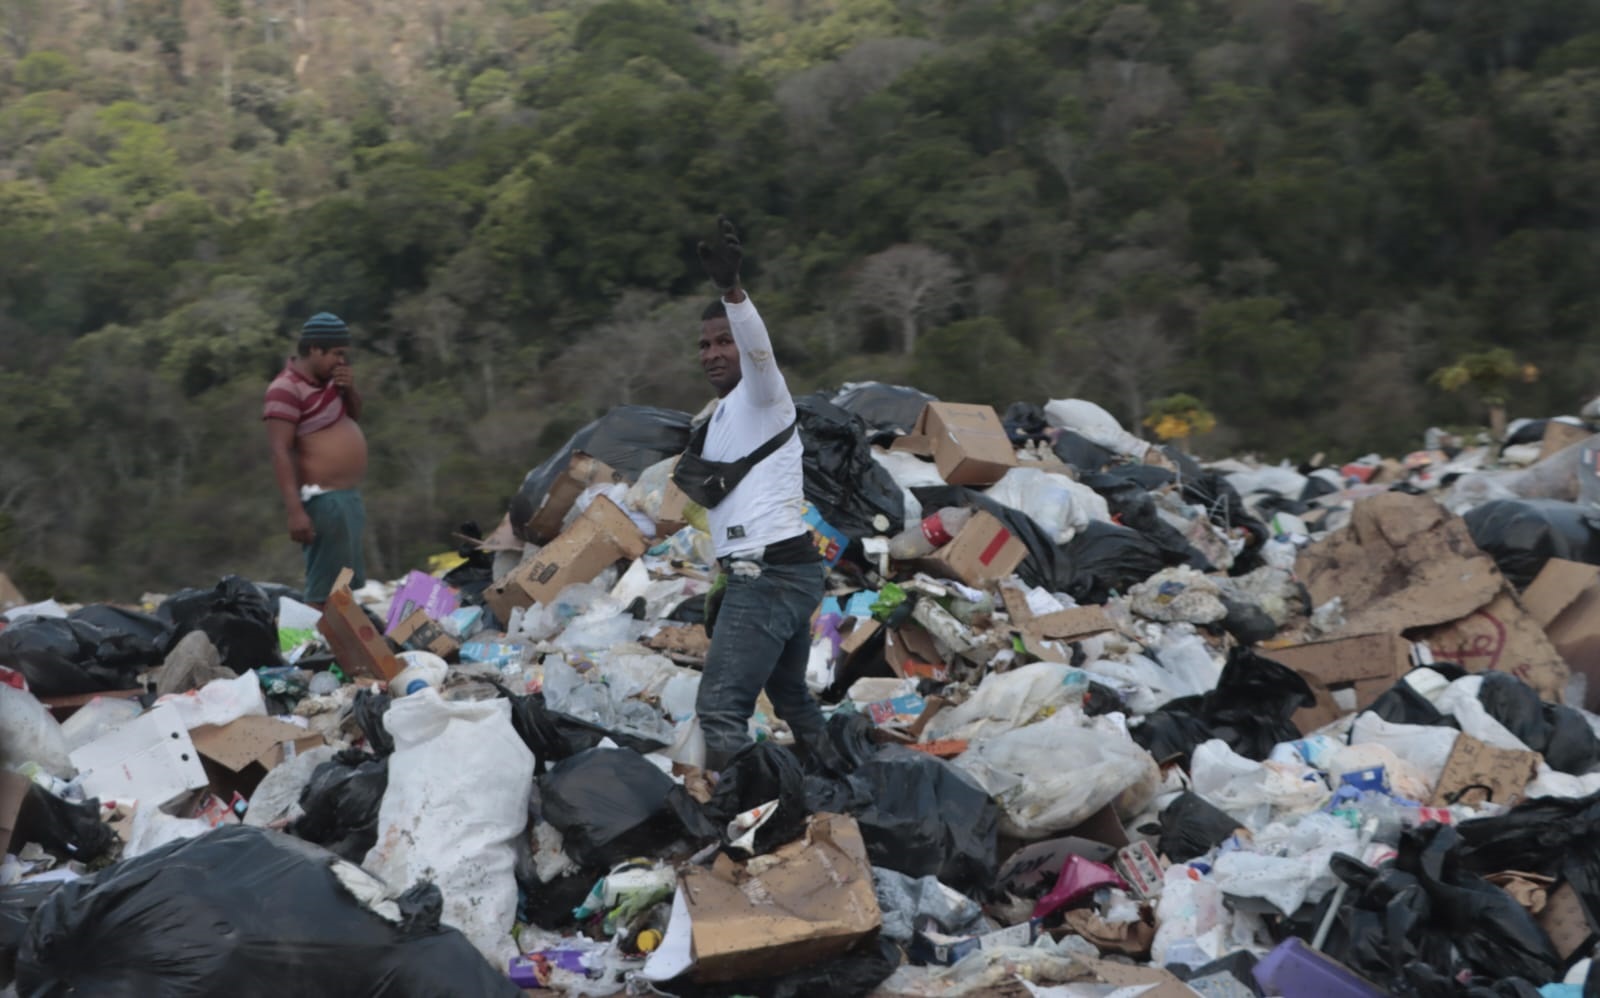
[389,651,449,697]
[888,507,974,560]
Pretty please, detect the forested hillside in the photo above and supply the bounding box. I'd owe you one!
[2,0,1599,599]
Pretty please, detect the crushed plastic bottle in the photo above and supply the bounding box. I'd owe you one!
[888,507,974,560]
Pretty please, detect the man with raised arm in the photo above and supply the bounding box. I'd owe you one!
[263,312,368,608]
[676,217,844,774]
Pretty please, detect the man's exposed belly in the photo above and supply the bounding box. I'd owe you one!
[296,417,367,490]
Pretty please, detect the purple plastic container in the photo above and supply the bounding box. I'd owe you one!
[1253,937,1386,998]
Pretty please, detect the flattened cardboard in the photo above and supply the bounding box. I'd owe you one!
[1524,559,1600,712]
[190,716,326,799]
[488,495,648,623]
[916,510,1028,588]
[1428,733,1539,808]
[1290,670,1345,733]
[885,622,948,681]
[522,451,627,543]
[1295,493,1504,636]
[681,812,881,982]
[0,769,27,857]
[1263,632,1413,687]
[69,702,209,807]
[1539,882,1598,961]
[914,402,1018,486]
[1001,587,1115,662]
[388,609,461,660]
[318,567,402,682]
[1415,588,1569,702]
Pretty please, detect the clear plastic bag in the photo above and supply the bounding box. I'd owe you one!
[921,662,1090,743]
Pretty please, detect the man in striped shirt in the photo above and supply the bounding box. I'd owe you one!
[263,313,368,606]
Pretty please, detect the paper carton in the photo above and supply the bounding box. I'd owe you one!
[913,402,1018,486]
[190,716,326,799]
[1428,732,1539,808]
[520,452,628,543]
[384,570,458,634]
[1524,559,1600,711]
[318,567,402,682]
[388,609,461,660]
[674,812,881,982]
[69,703,209,807]
[917,510,1027,588]
[487,495,648,623]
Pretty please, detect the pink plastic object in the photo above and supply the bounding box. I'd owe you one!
[1031,854,1129,919]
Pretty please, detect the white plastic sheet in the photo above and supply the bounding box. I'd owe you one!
[920,662,1087,743]
[983,468,1109,545]
[364,690,534,967]
[0,684,74,777]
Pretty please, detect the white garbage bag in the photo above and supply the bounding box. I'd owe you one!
[982,468,1110,545]
[364,689,534,967]
[871,448,947,525]
[953,711,1158,838]
[157,671,267,730]
[1042,399,1151,460]
[0,684,74,778]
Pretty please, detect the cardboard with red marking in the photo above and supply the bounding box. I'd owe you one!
[916,510,1027,588]
[1414,588,1568,703]
[319,567,402,682]
[912,402,1018,486]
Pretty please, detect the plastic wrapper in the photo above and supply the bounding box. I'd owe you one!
[795,391,907,538]
[0,684,72,778]
[363,690,533,966]
[156,576,281,674]
[538,748,716,870]
[1188,739,1330,832]
[1032,855,1128,919]
[509,406,692,542]
[14,825,522,997]
[953,711,1159,839]
[289,748,388,862]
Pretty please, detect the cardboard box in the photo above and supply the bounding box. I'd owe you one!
[487,495,648,623]
[1079,959,1202,998]
[917,510,1028,588]
[1428,732,1539,808]
[1416,588,1569,703]
[914,402,1018,486]
[1539,882,1598,961]
[1524,559,1600,711]
[521,451,628,543]
[655,472,692,537]
[69,703,209,807]
[384,570,458,634]
[318,568,402,682]
[388,609,461,660]
[190,716,326,800]
[885,622,948,681]
[1115,840,1167,899]
[669,812,881,983]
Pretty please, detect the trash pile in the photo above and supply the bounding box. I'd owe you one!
[7,386,1600,997]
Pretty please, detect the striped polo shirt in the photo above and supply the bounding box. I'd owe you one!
[262,361,346,436]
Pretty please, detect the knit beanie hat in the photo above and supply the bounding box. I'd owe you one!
[300,312,351,347]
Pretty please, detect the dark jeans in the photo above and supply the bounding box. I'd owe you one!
[696,554,827,771]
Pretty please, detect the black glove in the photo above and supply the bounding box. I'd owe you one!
[697,215,742,292]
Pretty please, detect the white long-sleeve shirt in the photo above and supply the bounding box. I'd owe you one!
[701,294,806,559]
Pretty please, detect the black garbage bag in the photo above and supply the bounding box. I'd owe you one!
[1135,648,1314,764]
[350,688,393,756]
[1,880,58,984]
[1465,499,1600,589]
[1159,792,1243,862]
[1366,676,1454,727]
[11,784,116,864]
[289,749,388,863]
[1059,521,1170,604]
[1505,420,1551,448]
[1051,430,1115,473]
[1477,672,1600,774]
[831,382,936,439]
[496,686,669,772]
[539,748,716,869]
[69,605,172,650]
[509,405,693,542]
[770,935,902,998]
[440,521,497,605]
[15,825,521,998]
[814,745,999,896]
[1081,472,1210,572]
[0,617,155,696]
[1164,447,1270,556]
[1218,595,1278,646]
[157,576,281,674]
[1003,401,1050,445]
[1455,790,1600,943]
[796,392,906,539]
[704,742,809,855]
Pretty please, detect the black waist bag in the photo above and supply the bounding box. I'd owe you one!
[671,418,796,509]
